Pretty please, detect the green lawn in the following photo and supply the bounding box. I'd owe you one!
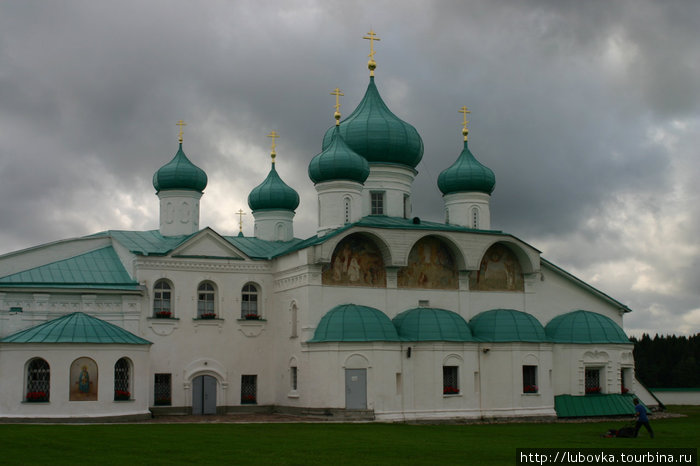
[1,406,697,465]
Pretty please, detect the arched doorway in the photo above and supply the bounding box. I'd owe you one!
[192,375,217,415]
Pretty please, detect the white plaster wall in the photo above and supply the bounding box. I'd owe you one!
[158,190,202,236]
[444,192,491,230]
[652,390,700,405]
[252,210,295,241]
[551,344,634,396]
[315,181,363,235]
[361,164,416,218]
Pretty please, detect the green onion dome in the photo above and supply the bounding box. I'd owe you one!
[437,140,495,195]
[392,307,475,341]
[153,143,208,193]
[309,304,399,342]
[247,163,300,212]
[321,77,423,168]
[545,310,630,343]
[309,126,370,184]
[470,309,546,342]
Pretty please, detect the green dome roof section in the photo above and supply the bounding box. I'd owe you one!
[545,310,630,344]
[322,77,423,169]
[0,312,151,344]
[392,307,475,341]
[153,143,208,193]
[309,304,399,342]
[469,309,547,342]
[438,140,495,195]
[309,126,370,184]
[247,163,300,212]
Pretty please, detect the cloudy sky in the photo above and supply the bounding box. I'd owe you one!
[1,0,698,336]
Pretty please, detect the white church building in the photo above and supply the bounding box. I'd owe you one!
[0,36,643,422]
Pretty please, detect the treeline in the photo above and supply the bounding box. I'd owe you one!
[631,333,700,388]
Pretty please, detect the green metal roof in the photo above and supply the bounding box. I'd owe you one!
[393,307,475,341]
[0,246,140,290]
[438,140,496,195]
[309,304,400,342]
[0,312,151,344]
[469,309,547,342]
[554,394,646,418]
[248,163,300,212]
[322,76,424,168]
[309,126,370,184]
[153,143,208,193]
[545,310,630,344]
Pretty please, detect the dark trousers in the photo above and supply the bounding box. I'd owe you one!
[634,420,654,438]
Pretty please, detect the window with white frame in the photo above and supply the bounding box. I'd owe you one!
[241,283,259,319]
[291,366,298,391]
[114,358,131,400]
[197,282,216,318]
[26,358,50,402]
[443,366,459,395]
[371,191,385,215]
[523,365,538,393]
[153,280,172,318]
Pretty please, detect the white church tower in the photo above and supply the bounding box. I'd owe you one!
[152,120,208,236]
[437,108,496,230]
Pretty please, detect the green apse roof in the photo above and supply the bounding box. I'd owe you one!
[469,309,547,342]
[393,307,475,341]
[309,304,400,342]
[153,143,208,193]
[554,394,646,418]
[438,140,495,195]
[322,76,423,169]
[248,163,300,212]
[0,246,140,291]
[0,312,151,344]
[309,126,370,184]
[545,310,630,344]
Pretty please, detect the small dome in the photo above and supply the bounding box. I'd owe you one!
[309,304,399,342]
[321,77,423,168]
[470,309,546,342]
[153,143,208,193]
[309,126,370,184]
[545,310,630,343]
[247,163,300,212]
[393,308,475,341]
[438,140,495,195]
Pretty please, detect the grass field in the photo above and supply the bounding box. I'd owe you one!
[0,406,697,465]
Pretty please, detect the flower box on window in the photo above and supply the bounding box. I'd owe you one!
[523,385,538,393]
[585,386,601,394]
[244,313,260,320]
[199,313,217,320]
[155,311,172,319]
[443,386,459,395]
[621,386,629,394]
[26,391,49,402]
[114,390,131,401]
[241,394,257,404]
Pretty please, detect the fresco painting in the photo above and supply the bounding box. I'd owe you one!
[470,243,524,291]
[69,357,98,401]
[322,235,386,287]
[397,237,458,289]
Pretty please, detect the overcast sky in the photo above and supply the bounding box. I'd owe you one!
[1,0,698,337]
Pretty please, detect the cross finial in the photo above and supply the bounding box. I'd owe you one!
[176,120,187,143]
[236,209,246,233]
[331,88,344,125]
[363,29,381,76]
[459,106,471,141]
[267,130,279,163]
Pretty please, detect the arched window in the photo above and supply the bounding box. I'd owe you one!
[471,206,480,229]
[197,282,216,319]
[114,358,131,400]
[241,283,259,319]
[153,280,172,318]
[344,197,351,224]
[276,222,285,241]
[26,358,50,402]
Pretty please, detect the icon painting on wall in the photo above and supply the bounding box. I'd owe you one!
[70,357,98,401]
[322,234,386,287]
[398,237,458,289]
[469,243,524,291]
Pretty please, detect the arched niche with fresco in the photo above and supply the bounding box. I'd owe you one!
[397,236,458,290]
[322,234,386,287]
[469,243,524,291]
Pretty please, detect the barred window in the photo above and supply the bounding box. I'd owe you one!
[154,280,172,318]
[154,373,171,406]
[585,368,602,394]
[241,283,259,318]
[443,366,459,395]
[26,358,50,402]
[114,358,131,400]
[241,375,257,404]
[197,282,216,318]
[523,365,538,393]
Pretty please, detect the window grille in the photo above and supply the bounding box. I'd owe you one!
[522,365,538,393]
[154,281,172,317]
[114,358,130,400]
[371,192,384,215]
[241,375,257,404]
[197,282,216,318]
[585,368,601,393]
[154,373,171,406]
[241,284,259,318]
[443,366,459,395]
[26,358,50,402]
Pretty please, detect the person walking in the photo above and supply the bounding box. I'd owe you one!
[633,398,654,438]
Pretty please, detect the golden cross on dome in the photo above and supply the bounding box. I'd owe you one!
[236,209,246,233]
[176,120,187,143]
[267,130,280,162]
[459,106,471,141]
[363,29,381,76]
[331,88,344,125]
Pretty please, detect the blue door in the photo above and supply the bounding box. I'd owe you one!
[192,375,217,415]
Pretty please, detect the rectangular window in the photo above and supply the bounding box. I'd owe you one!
[585,368,601,394]
[154,373,172,406]
[523,365,538,393]
[443,366,459,395]
[291,367,298,391]
[371,192,385,215]
[241,374,257,404]
[403,194,410,219]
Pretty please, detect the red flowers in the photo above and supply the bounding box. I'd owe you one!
[585,386,602,394]
[244,313,260,320]
[523,385,538,393]
[26,391,48,402]
[621,387,629,394]
[114,390,131,401]
[199,313,217,319]
[155,311,172,318]
[242,394,257,404]
[443,386,459,395]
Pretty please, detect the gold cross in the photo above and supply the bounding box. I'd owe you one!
[236,209,246,233]
[331,88,344,124]
[267,130,279,162]
[363,29,381,75]
[176,120,187,143]
[459,106,471,141]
